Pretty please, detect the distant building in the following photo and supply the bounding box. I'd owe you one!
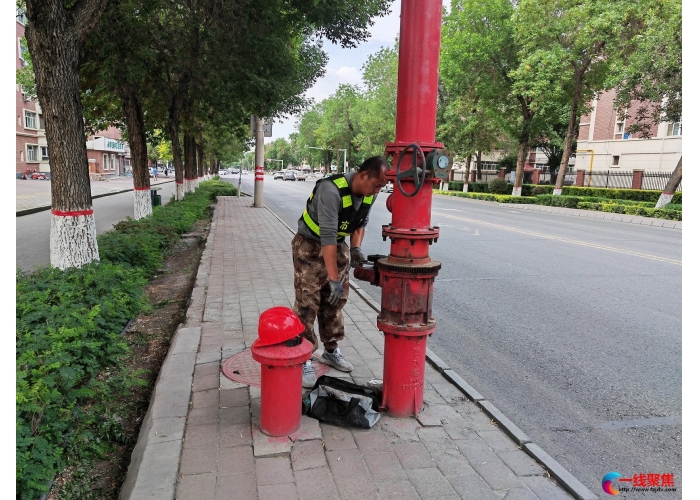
[575,90,681,172]
[86,126,131,176]
[15,8,130,177]
[16,8,44,175]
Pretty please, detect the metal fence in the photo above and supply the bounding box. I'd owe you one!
[582,170,633,189]
[641,171,682,192]
[536,172,576,185]
[451,170,500,182]
[451,169,681,192]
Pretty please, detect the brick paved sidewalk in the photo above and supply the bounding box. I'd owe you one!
[120,196,577,500]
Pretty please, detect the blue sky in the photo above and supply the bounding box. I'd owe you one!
[265,0,401,144]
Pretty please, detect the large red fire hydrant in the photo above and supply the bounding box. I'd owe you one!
[352,0,451,418]
[251,307,313,436]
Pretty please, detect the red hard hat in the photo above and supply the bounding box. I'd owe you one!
[252,306,304,347]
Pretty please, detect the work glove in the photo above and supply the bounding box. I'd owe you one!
[328,278,344,306]
[350,247,366,267]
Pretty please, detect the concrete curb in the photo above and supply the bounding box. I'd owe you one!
[255,200,598,500]
[119,199,218,500]
[16,180,177,217]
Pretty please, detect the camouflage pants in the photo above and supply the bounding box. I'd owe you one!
[292,233,350,352]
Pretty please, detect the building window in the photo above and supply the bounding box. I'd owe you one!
[18,38,29,67]
[667,122,681,136]
[27,145,38,162]
[17,8,27,25]
[103,154,109,171]
[39,114,45,130]
[24,110,37,129]
[40,146,49,162]
[612,155,620,166]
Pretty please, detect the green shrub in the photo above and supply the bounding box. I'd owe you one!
[494,195,538,204]
[561,186,682,205]
[576,201,682,221]
[534,194,582,208]
[448,181,464,191]
[467,182,489,193]
[665,203,682,211]
[17,263,148,498]
[16,179,235,498]
[531,186,550,196]
[488,178,509,194]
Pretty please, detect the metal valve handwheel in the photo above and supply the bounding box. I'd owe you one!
[395,143,426,198]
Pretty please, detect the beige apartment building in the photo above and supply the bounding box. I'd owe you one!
[575,90,681,173]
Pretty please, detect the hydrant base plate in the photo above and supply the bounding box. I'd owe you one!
[222,349,330,387]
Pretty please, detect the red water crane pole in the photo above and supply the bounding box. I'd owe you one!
[355,0,451,417]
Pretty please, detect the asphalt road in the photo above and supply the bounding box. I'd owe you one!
[233,174,682,498]
[16,182,177,272]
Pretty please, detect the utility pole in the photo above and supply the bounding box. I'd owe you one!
[253,115,264,207]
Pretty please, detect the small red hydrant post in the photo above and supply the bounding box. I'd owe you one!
[251,307,313,436]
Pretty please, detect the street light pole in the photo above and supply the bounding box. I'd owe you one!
[253,115,264,207]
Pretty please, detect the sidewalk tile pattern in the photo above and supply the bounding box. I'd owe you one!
[127,197,575,500]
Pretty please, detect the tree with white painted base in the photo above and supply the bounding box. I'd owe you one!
[656,158,681,208]
[610,0,681,209]
[25,0,109,269]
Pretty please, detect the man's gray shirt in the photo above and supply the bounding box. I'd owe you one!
[297,172,376,246]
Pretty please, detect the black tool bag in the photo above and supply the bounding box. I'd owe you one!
[307,375,382,428]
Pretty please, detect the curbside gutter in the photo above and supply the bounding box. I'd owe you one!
[119,201,218,500]
[266,202,598,500]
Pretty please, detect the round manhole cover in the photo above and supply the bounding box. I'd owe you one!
[222,349,330,387]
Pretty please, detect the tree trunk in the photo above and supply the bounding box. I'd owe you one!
[462,153,472,192]
[512,135,529,197]
[554,72,583,196]
[184,133,197,193]
[196,140,204,185]
[25,0,108,270]
[656,157,682,208]
[476,150,482,181]
[117,82,152,219]
[168,111,185,201]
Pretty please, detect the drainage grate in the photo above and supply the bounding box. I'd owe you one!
[221,349,330,386]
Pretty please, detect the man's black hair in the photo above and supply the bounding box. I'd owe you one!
[358,156,389,179]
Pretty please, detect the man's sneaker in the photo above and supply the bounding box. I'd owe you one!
[321,348,354,372]
[302,360,316,389]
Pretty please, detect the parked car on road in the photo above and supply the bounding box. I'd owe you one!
[294,170,307,181]
[381,182,393,193]
[284,171,296,181]
[273,171,285,180]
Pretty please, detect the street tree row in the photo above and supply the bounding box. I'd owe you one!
[440,0,681,201]
[20,0,391,269]
[261,42,400,173]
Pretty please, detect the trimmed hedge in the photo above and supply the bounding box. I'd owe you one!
[434,189,680,220]
[436,191,538,204]
[561,186,682,204]
[578,202,682,221]
[16,180,237,499]
[445,182,548,197]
